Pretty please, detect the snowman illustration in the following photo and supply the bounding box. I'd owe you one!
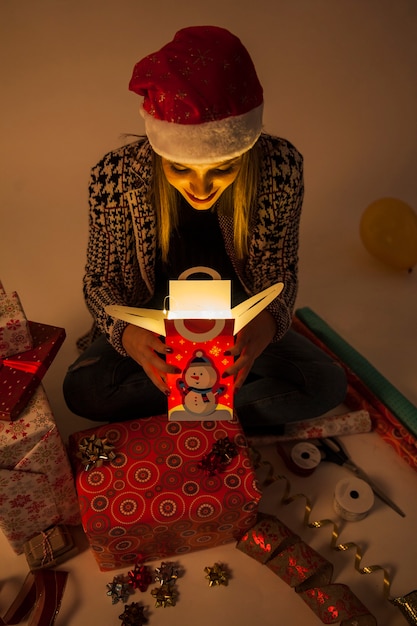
[177,349,226,417]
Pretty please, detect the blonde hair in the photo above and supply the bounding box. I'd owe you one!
[151,144,260,263]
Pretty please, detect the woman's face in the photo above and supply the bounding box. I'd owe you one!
[161,156,242,210]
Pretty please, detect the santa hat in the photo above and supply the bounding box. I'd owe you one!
[128,26,264,164]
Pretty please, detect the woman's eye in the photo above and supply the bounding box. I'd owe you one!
[170,164,189,173]
[216,168,233,175]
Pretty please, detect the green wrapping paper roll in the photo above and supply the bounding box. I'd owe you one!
[295,307,417,437]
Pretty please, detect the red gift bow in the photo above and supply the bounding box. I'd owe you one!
[0,357,44,375]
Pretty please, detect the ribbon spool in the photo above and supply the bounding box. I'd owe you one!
[276,441,321,476]
[333,477,375,521]
[290,442,321,476]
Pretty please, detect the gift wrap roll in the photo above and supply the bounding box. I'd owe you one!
[333,476,374,521]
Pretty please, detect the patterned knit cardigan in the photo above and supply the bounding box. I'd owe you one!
[82,133,304,356]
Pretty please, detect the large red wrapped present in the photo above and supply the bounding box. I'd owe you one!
[0,321,65,420]
[0,384,81,554]
[68,414,261,571]
[0,283,33,358]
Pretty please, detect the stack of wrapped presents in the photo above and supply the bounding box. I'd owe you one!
[0,282,81,556]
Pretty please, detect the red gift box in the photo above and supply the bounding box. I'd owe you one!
[0,321,65,420]
[68,414,261,571]
[165,318,235,420]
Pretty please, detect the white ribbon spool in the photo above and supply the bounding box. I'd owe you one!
[333,476,375,521]
[290,442,321,472]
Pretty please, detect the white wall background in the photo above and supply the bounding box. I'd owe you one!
[1,0,416,442]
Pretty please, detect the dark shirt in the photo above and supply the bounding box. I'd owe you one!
[150,199,247,309]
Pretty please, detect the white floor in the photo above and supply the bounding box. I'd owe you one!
[1,254,417,626]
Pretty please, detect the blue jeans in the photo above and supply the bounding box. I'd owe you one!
[63,329,347,435]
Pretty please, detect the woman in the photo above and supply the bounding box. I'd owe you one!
[63,25,347,433]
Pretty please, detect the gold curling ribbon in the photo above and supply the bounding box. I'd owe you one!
[250,446,416,624]
[278,474,392,598]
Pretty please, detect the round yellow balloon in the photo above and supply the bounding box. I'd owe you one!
[360,197,417,271]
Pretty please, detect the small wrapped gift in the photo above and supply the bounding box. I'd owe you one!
[23,524,78,570]
[0,282,33,358]
[0,320,65,420]
[0,385,81,554]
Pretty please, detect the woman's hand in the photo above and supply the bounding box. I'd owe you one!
[223,310,277,391]
[121,324,179,395]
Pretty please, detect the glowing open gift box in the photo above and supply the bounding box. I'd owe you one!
[106,274,283,421]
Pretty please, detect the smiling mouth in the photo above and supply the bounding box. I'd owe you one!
[185,190,217,204]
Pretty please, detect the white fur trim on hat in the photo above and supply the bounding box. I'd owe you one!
[141,104,263,164]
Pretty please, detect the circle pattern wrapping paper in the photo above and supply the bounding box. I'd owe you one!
[71,414,261,571]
